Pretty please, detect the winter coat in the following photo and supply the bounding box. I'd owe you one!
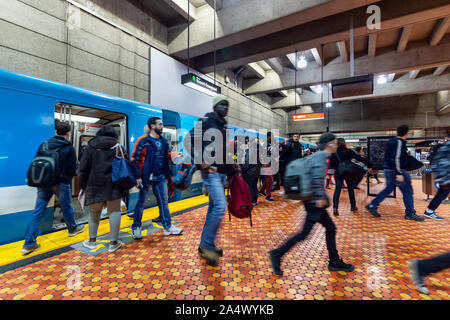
[383,137,409,174]
[329,146,369,171]
[241,147,261,179]
[431,140,450,187]
[284,139,303,164]
[78,135,129,206]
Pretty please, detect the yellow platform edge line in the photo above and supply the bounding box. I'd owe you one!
[0,195,209,268]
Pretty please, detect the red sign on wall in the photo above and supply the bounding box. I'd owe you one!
[292,112,325,121]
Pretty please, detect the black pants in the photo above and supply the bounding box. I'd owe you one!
[333,174,356,209]
[273,172,281,189]
[273,202,339,262]
[428,188,450,211]
[243,175,258,204]
[418,252,450,277]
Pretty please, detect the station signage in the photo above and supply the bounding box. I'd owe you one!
[292,112,325,121]
[181,73,221,96]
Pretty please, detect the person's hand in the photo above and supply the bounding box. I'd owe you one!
[316,199,328,208]
[136,178,142,187]
[396,175,404,183]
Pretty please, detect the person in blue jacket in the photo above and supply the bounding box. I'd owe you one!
[130,117,183,239]
[365,125,424,221]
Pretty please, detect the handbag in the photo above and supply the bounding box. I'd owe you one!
[335,152,366,188]
[112,145,137,190]
[405,155,423,171]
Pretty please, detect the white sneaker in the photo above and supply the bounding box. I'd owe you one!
[109,240,122,253]
[163,225,183,236]
[82,240,97,250]
[132,227,143,239]
[21,243,40,255]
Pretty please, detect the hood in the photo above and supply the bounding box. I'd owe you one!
[205,112,227,126]
[88,136,119,149]
[48,136,72,149]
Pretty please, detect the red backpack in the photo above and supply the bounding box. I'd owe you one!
[227,175,254,226]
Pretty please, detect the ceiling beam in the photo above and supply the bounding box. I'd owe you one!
[310,47,323,66]
[430,16,450,46]
[433,65,448,76]
[337,41,349,62]
[279,90,288,97]
[397,25,413,52]
[246,62,266,79]
[409,70,420,79]
[368,33,377,57]
[205,0,222,11]
[163,0,196,21]
[244,39,450,95]
[271,73,450,109]
[265,58,284,74]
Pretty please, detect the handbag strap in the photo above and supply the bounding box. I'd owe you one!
[112,143,124,158]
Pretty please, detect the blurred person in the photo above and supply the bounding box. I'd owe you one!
[407,252,450,295]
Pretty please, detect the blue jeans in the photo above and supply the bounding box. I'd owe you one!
[24,183,78,247]
[200,172,227,250]
[428,188,450,211]
[369,169,416,216]
[132,174,172,230]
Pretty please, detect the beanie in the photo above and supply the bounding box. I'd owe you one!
[318,132,336,150]
[212,94,229,108]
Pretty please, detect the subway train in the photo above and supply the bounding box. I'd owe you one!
[0,68,314,246]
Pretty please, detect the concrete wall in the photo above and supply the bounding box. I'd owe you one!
[287,93,450,134]
[0,0,168,103]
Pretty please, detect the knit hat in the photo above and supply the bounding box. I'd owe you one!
[318,132,336,150]
[212,94,229,108]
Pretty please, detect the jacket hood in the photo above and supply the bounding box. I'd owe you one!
[205,112,227,126]
[88,135,119,149]
[48,136,72,149]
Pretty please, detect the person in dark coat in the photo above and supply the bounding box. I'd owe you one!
[329,138,370,215]
[78,125,128,253]
[284,133,303,164]
[241,137,261,205]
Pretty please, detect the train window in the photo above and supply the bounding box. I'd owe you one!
[53,103,128,230]
[163,125,178,152]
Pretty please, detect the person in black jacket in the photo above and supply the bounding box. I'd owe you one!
[284,133,303,164]
[241,137,261,205]
[22,121,85,255]
[329,138,369,215]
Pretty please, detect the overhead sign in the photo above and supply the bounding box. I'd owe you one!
[292,112,325,121]
[181,73,221,96]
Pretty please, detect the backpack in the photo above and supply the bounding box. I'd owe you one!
[283,156,314,201]
[27,140,64,188]
[431,141,450,187]
[172,155,197,190]
[227,175,253,226]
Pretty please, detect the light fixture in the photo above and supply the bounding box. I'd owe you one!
[181,73,221,97]
[346,139,360,143]
[297,55,307,69]
[310,85,323,94]
[377,75,387,84]
[326,102,332,108]
[54,112,100,124]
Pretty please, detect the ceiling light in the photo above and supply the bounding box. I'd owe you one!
[346,139,360,143]
[297,56,307,69]
[54,112,100,124]
[310,85,323,94]
[326,102,332,108]
[182,73,221,97]
[377,75,387,84]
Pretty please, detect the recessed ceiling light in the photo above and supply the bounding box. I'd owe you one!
[297,56,307,69]
[377,75,387,84]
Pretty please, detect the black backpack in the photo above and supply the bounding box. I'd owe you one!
[27,140,64,188]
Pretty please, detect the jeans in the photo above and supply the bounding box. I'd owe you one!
[369,169,416,216]
[428,188,450,211]
[243,175,258,204]
[200,171,227,250]
[272,202,339,262]
[418,252,450,277]
[24,183,78,247]
[333,174,356,209]
[132,174,172,230]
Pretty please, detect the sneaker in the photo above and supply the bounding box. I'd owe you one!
[258,191,266,197]
[351,207,358,212]
[365,204,381,217]
[69,225,85,237]
[269,250,283,275]
[163,225,183,236]
[153,217,162,224]
[108,241,122,253]
[199,246,219,266]
[132,227,143,240]
[405,214,425,221]
[407,260,429,294]
[21,243,40,255]
[127,212,134,218]
[198,246,223,257]
[328,259,355,272]
[82,240,97,250]
[423,211,444,220]
[333,208,339,216]
[266,197,274,202]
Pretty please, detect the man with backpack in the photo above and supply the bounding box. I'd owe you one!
[130,117,183,239]
[269,132,355,275]
[22,121,85,254]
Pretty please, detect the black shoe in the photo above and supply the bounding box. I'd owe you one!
[198,246,223,257]
[405,214,425,222]
[152,217,162,223]
[266,197,274,202]
[269,250,283,275]
[127,213,134,218]
[199,247,219,266]
[329,259,355,272]
[333,208,339,216]
[365,205,381,217]
[351,207,358,212]
[259,191,266,197]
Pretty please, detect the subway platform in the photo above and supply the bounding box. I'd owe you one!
[0,180,448,301]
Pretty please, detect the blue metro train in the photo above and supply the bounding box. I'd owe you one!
[0,68,315,245]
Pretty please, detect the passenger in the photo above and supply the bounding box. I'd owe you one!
[278,140,287,188]
[329,138,370,216]
[130,117,183,239]
[269,132,355,275]
[21,121,85,255]
[423,129,449,220]
[284,133,304,164]
[78,125,127,252]
[365,125,424,221]
[241,137,261,206]
[259,131,275,202]
[185,94,231,266]
[407,252,450,294]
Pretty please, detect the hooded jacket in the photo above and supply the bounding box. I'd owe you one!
[284,138,303,164]
[383,137,409,174]
[78,135,129,206]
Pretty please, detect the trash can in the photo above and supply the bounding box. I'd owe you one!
[422,168,437,200]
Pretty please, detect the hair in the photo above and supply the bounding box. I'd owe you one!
[337,138,346,148]
[147,117,161,128]
[96,125,118,138]
[397,124,409,137]
[355,146,362,153]
[55,121,72,136]
[293,133,300,137]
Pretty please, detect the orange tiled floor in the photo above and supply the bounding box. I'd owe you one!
[0,180,448,300]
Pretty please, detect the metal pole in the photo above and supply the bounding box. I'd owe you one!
[187,0,190,74]
[214,0,216,85]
